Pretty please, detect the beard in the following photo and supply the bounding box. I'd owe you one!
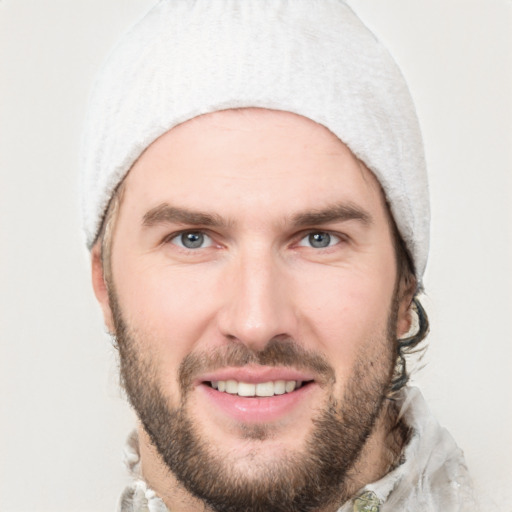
[110,290,398,512]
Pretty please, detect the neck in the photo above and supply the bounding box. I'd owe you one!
[138,400,408,512]
[343,399,409,497]
[138,425,206,511]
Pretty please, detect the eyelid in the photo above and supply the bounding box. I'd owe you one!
[295,230,346,248]
[162,229,214,249]
[159,228,348,250]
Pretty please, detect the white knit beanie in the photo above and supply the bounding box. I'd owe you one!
[81,0,430,283]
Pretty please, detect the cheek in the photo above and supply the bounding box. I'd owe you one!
[113,257,222,363]
[293,264,396,372]
[114,264,229,409]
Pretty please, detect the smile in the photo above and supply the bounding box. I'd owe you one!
[210,380,306,397]
[197,367,318,423]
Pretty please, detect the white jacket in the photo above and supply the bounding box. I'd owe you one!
[117,387,478,512]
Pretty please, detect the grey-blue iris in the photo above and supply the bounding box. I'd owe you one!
[182,232,204,249]
[309,232,331,248]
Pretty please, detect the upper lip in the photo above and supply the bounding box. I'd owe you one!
[196,365,316,386]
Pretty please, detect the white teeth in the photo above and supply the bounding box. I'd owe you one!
[256,382,274,397]
[210,379,303,397]
[273,380,286,395]
[285,381,297,393]
[226,380,238,394]
[238,382,256,397]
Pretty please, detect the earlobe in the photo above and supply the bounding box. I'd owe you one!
[91,243,115,333]
[396,277,416,339]
[397,304,413,339]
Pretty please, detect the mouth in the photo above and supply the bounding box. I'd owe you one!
[195,368,318,424]
[207,379,311,397]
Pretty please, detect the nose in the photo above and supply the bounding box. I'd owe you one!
[217,249,297,351]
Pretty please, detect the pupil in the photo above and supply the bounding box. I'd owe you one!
[309,232,330,248]
[182,232,203,249]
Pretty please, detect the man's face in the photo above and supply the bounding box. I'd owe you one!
[94,109,411,511]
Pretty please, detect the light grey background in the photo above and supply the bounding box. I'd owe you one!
[1,1,511,510]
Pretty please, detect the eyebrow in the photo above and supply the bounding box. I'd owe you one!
[291,203,372,228]
[143,202,372,230]
[143,204,228,228]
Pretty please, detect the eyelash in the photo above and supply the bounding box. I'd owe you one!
[163,230,215,250]
[296,231,344,249]
[163,229,347,251]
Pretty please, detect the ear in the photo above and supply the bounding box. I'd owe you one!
[395,276,416,339]
[91,243,115,333]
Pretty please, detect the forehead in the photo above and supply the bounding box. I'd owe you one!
[130,108,381,199]
[122,108,387,222]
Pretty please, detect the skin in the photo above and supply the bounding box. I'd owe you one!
[91,108,414,511]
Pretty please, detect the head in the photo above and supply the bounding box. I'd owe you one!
[82,2,430,511]
[91,108,425,511]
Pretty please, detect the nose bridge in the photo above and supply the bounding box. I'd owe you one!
[218,243,294,350]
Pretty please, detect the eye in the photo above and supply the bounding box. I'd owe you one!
[298,231,341,249]
[170,231,213,249]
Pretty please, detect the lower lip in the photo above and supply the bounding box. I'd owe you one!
[198,383,315,424]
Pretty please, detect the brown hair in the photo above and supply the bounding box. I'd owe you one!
[388,218,429,393]
[98,180,126,286]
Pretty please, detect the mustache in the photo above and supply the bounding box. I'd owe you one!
[179,337,336,392]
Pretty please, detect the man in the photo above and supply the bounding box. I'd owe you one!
[81,1,476,510]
